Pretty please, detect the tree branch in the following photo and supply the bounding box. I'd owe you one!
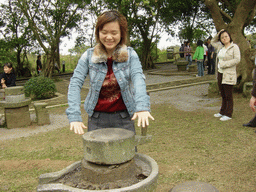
[17,0,48,52]
[219,7,232,21]
[204,0,228,30]
[244,4,256,27]
[232,0,256,29]
[221,0,235,13]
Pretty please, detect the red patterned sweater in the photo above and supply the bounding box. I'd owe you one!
[94,57,127,112]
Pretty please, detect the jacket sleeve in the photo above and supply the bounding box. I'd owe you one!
[211,34,223,53]
[129,49,150,113]
[66,50,89,123]
[220,44,240,69]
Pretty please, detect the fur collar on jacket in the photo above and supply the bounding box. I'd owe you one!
[91,44,129,63]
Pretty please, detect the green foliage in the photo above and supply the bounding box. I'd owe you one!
[24,76,56,100]
[179,27,208,43]
[0,39,16,66]
[156,49,168,62]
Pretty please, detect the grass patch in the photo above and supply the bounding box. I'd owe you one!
[1,94,256,191]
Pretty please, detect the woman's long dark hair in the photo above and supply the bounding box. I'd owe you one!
[4,63,14,73]
[197,40,203,47]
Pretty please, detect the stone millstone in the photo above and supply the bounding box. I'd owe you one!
[170,181,219,192]
[82,128,135,165]
[81,158,141,184]
[4,86,24,96]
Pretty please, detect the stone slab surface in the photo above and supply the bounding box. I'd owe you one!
[4,86,24,96]
[5,94,25,103]
[0,98,31,108]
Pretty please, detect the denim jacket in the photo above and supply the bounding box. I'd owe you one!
[66,44,150,123]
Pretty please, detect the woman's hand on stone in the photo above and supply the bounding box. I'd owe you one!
[131,111,154,127]
[70,122,87,135]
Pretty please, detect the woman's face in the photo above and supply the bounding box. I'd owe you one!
[220,32,231,45]
[99,21,121,55]
[4,66,12,74]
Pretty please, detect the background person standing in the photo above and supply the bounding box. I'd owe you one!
[193,40,204,77]
[206,37,215,75]
[212,29,240,121]
[36,55,42,74]
[184,41,192,70]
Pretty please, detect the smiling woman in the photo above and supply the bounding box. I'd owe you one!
[66,10,154,135]
[99,21,121,57]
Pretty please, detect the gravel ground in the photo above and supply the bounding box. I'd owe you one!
[0,64,220,141]
[0,114,69,141]
[150,84,220,111]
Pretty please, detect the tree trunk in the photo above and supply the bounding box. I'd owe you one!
[43,52,54,78]
[231,31,254,90]
[16,48,23,77]
[139,33,155,69]
[141,41,155,69]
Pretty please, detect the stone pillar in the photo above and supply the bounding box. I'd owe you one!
[0,86,31,129]
[0,89,5,101]
[243,82,253,97]
[176,58,189,71]
[34,103,50,125]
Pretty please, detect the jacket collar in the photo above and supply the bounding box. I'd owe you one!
[91,44,128,63]
[222,42,234,50]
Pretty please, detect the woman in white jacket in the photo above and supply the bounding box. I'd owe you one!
[211,29,241,121]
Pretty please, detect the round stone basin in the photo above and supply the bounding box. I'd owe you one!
[37,153,159,192]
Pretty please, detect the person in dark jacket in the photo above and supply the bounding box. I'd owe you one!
[36,55,42,74]
[1,63,16,89]
[206,37,215,75]
[243,65,256,127]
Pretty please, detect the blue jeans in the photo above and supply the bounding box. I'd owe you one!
[197,61,204,76]
[186,55,192,68]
